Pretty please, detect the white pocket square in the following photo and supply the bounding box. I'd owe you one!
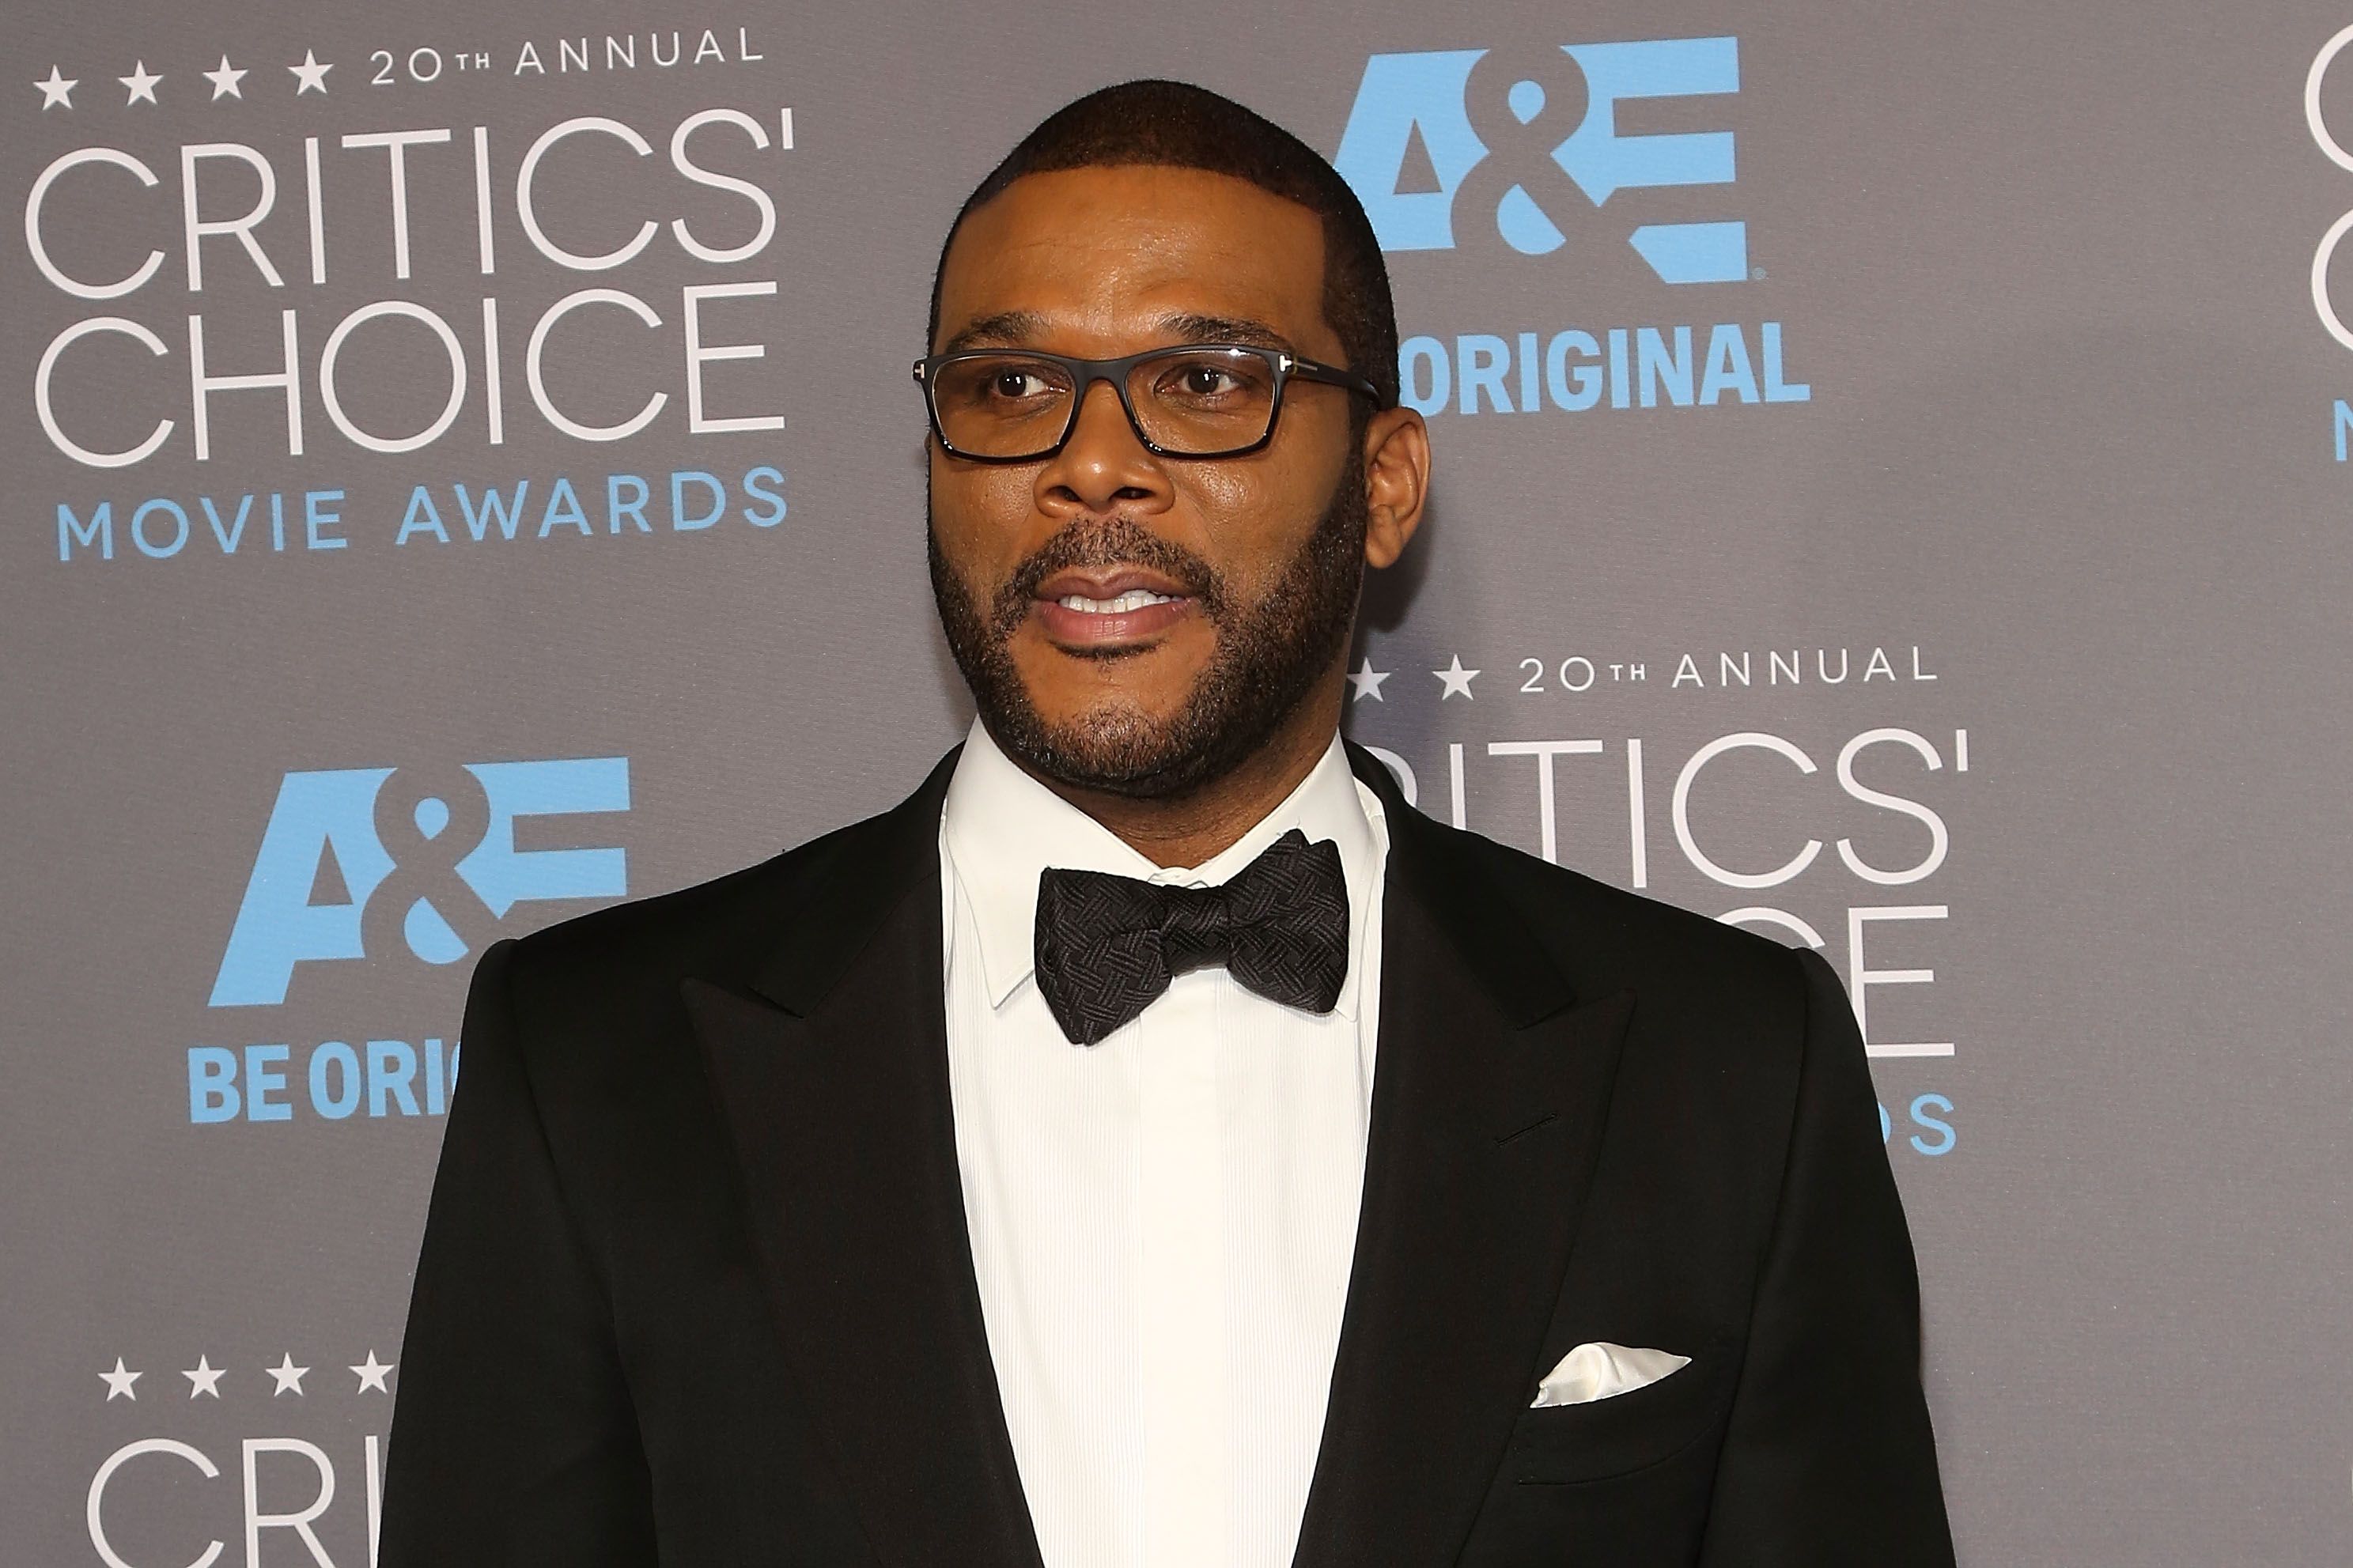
[1530,1341,1691,1408]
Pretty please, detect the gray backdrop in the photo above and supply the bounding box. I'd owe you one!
[6,2,2349,1562]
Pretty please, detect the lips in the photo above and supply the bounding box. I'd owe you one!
[1030,566,1197,648]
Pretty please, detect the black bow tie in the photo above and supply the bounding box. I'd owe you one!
[1031,829,1350,1046]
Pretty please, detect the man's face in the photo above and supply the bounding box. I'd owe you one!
[927,164,1369,799]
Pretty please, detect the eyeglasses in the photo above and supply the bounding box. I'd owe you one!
[912,343,1383,463]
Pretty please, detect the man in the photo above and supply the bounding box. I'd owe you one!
[380,80,1954,1566]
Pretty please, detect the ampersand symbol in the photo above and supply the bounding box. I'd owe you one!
[364,764,500,967]
[1453,44,1604,262]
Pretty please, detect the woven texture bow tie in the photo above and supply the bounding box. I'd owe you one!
[1031,829,1350,1046]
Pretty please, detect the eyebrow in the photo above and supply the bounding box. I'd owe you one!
[939,310,1048,355]
[1161,313,1297,355]
[935,310,1301,357]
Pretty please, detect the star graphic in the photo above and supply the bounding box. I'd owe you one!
[118,61,161,106]
[350,1351,394,1394]
[288,50,332,96]
[266,1353,308,1396]
[183,1355,225,1399]
[1345,656,1390,703]
[100,1358,140,1401]
[202,55,248,100]
[1434,654,1481,700]
[35,66,76,110]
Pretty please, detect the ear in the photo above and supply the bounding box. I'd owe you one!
[1359,406,1431,571]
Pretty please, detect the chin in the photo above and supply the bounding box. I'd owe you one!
[1031,697,1185,754]
[1022,652,1205,719]
[985,697,1202,795]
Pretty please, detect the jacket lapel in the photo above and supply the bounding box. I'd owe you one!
[687,749,1046,1568]
[1288,750,1636,1568]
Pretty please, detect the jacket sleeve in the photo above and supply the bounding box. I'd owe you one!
[379,937,659,1567]
[1697,946,1956,1566]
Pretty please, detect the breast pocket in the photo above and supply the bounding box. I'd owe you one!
[1502,1347,1732,1487]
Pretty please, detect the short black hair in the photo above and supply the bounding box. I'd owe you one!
[927,78,1399,410]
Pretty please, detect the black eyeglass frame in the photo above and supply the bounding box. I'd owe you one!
[911,343,1386,463]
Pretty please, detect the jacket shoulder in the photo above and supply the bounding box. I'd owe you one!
[1417,810,1810,1027]
[493,782,930,1017]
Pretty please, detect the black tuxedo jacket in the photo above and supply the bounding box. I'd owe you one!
[380,746,1954,1566]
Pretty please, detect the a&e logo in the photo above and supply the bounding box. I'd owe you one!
[1334,37,1746,282]
[210,758,630,1007]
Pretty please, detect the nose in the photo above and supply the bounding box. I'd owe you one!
[1034,377,1173,520]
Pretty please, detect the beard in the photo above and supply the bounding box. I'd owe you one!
[929,450,1367,800]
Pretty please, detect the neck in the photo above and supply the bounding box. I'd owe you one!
[1020,682,1346,869]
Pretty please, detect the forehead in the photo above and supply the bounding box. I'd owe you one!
[934,164,1334,354]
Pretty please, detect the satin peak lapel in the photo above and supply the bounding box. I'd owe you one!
[1289,752,1636,1568]
[687,753,1045,1568]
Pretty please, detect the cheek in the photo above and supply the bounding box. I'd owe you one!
[1184,441,1348,584]
[931,463,1039,581]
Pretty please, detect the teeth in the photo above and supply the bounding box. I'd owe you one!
[1057,590,1178,614]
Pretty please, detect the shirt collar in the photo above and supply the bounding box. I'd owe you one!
[940,719,1386,1018]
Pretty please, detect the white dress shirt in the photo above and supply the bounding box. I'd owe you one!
[939,720,1389,1568]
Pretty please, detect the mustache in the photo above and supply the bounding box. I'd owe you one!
[991,516,1231,636]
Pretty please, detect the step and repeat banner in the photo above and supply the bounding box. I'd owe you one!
[7,1,2351,1562]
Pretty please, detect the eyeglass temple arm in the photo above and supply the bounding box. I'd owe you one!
[1284,355,1384,401]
